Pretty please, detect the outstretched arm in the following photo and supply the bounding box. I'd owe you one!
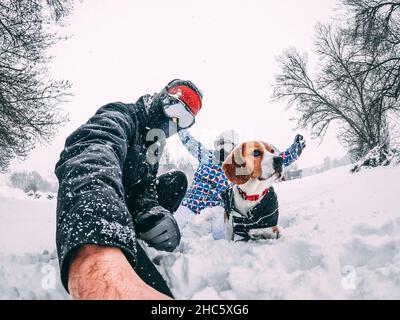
[279,134,306,167]
[178,129,211,162]
[55,102,167,299]
[68,245,170,300]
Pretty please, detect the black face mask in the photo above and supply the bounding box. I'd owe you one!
[146,92,180,139]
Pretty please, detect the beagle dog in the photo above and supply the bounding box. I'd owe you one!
[221,141,284,241]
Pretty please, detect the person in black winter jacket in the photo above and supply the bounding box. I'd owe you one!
[55,79,203,299]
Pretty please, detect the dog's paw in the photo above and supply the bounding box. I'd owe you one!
[249,226,281,240]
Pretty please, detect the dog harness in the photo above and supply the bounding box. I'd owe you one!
[222,186,279,240]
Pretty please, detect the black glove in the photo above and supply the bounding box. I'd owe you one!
[289,134,306,158]
[135,206,181,252]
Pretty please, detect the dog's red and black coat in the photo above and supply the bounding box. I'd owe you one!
[222,186,279,240]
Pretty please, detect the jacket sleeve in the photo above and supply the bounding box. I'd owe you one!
[178,129,212,163]
[279,148,299,167]
[279,135,305,167]
[55,102,138,292]
[125,161,160,218]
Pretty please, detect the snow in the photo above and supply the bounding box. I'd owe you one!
[1,165,399,299]
[145,165,400,300]
[0,185,69,299]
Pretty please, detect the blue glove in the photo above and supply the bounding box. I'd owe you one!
[288,134,306,158]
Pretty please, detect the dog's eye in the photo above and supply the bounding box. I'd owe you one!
[271,149,275,154]
[253,150,261,157]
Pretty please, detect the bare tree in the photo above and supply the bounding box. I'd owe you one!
[10,170,56,192]
[0,0,73,172]
[345,0,400,48]
[345,0,400,101]
[272,19,399,162]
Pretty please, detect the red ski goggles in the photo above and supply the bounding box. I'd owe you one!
[164,85,202,129]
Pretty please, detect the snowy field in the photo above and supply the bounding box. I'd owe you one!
[1,166,399,300]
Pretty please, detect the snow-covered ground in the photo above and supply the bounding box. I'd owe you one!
[1,166,399,299]
[0,183,68,299]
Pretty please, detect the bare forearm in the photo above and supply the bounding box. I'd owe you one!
[68,244,171,300]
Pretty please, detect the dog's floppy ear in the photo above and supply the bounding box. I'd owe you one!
[222,144,251,185]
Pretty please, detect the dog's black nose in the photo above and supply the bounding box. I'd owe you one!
[273,157,283,171]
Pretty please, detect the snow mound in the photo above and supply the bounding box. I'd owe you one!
[1,165,400,299]
[145,165,400,299]
[351,146,400,172]
[0,250,69,300]
[0,185,69,299]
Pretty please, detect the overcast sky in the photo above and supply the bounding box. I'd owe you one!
[10,0,347,178]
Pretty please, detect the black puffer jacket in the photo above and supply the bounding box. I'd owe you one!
[222,186,279,239]
[55,94,167,291]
